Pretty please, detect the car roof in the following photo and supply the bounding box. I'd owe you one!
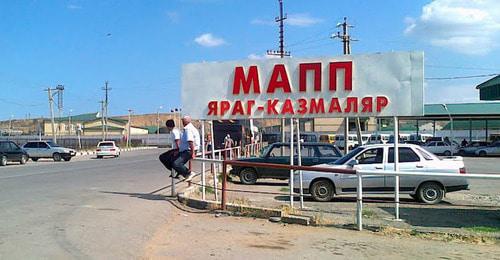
[272,142,336,146]
[358,143,420,149]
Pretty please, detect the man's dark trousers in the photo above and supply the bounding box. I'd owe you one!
[172,150,192,177]
[159,149,178,170]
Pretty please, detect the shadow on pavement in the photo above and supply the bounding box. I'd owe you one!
[380,207,500,229]
[100,191,170,201]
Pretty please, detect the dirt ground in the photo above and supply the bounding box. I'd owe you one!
[142,202,500,260]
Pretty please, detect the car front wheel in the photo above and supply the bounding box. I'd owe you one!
[443,150,451,156]
[20,155,28,164]
[310,179,335,202]
[478,151,487,157]
[417,182,444,204]
[63,157,72,162]
[31,157,39,162]
[239,168,258,185]
[0,155,7,166]
[53,153,62,162]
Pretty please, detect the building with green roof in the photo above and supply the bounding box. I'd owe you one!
[476,75,500,101]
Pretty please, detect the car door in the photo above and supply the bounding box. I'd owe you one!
[338,148,386,193]
[296,144,316,166]
[424,142,437,154]
[22,142,36,157]
[38,142,50,157]
[260,144,291,178]
[315,145,341,164]
[384,147,423,193]
[8,142,22,161]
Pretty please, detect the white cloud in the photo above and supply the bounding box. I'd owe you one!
[67,4,81,10]
[405,0,500,55]
[247,53,279,60]
[286,13,323,27]
[424,82,479,103]
[251,13,322,27]
[194,33,226,47]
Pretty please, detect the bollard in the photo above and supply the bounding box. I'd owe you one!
[221,161,227,210]
[356,173,363,231]
[171,169,176,196]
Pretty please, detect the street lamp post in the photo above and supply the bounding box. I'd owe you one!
[157,106,163,146]
[442,104,454,155]
[68,109,73,136]
[8,115,13,137]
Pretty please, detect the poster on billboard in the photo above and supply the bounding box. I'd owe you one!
[182,51,423,120]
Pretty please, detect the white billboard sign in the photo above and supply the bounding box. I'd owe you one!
[182,51,424,119]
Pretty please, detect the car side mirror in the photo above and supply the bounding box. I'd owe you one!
[347,159,359,167]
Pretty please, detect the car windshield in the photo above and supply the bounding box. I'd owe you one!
[46,141,60,147]
[259,145,272,158]
[329,147,364,165]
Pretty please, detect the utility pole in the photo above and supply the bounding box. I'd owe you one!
[267,0,290,58]
[68,109,73,135]
[45,87,60,143]
[102,81,111,139]
[100,101,105,141]
[332,17,361,152]
[56,85,64,139]
[157,106,163,146]
[127,109,133,148]
[267,0,290,146]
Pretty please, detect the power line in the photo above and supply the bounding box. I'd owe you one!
[425,73,499,80]
[425,65,499,71]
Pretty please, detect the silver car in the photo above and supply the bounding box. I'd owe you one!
[23,141,76,162]
[294,144,468,204]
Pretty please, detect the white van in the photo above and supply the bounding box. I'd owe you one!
[368,133,390,144]
[335,134,359,150]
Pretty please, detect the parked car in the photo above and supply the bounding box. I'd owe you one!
[294,144,468,204]
[22,141,76,161]
[422,141,459,156]
[474,141,500,156]
[230,142,343,184]
[457,141,489,156]
[96,141,121,158]
[319,134,336,144]
[0,141,29,166]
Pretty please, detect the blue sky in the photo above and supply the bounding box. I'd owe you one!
[1,0,499,120]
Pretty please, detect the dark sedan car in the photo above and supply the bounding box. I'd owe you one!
[230,142,342,184]
[0,140,29,166]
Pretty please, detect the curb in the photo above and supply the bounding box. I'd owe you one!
[177,191,311,225]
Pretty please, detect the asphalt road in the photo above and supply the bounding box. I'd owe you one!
[0,149,173,259]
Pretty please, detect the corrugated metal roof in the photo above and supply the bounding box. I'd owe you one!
[54,112,99,122]
[476,75,500,89]
[424,102,500,116]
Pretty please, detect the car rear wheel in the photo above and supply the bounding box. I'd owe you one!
[20,155,27,164]
[478,151,487,157]
[239,168,258,185]
[53,153,62,162]
[0,155,7,166]
[63,157,72,162]
[458,150,465,156]
[97,155,103,159]
[310,179,335,202]
[31,157,39,162]
[443,150,451,156]
[417,182,444,204]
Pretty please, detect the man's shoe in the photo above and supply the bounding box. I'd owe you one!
[185,172,194,182]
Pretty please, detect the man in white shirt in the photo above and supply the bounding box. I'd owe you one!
[172,115,200,181]
[159,119,181,176]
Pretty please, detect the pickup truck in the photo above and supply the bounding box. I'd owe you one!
[294,144,468,204]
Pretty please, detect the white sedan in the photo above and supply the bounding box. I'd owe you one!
[294,144,468,204]
[475,141,500,156]
[422,141,459,156]
[96,141,121,158]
